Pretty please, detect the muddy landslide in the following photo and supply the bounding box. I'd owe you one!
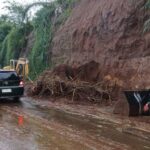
[52,0,150,90]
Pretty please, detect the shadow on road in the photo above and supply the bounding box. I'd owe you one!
[0,98,23,107]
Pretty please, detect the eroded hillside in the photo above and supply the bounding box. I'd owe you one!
[52,0,150,90]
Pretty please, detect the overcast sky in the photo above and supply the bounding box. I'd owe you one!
[0,0,54,16]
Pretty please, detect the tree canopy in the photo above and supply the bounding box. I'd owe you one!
[0,0,78,79]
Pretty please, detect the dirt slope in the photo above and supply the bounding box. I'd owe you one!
[52,0,150,90]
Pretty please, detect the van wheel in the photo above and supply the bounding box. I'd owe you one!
[13,97,20,102]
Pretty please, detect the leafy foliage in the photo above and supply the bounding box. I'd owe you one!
[0,23,12,42]
[0,0,78,79]
[144,0,150,9]
[0,37,8,67]
[4,1,51,26]
[57,0,77,9]
[5,1,26,26]
[0,27,25,66]
[0,22,12,67]
[0,22,33,66]
[144,0,150,32]
[29,5,56,77]
[29,0,77,79]
[56,0,77,24]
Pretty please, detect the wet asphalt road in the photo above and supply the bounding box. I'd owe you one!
[0,97,150,150]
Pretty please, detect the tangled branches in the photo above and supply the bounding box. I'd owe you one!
[30,72,114,104]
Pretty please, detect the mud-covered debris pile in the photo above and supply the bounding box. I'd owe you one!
[28,61,117,103]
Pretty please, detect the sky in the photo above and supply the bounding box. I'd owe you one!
[0,0,54,16]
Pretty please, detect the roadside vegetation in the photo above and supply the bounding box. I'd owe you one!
[0,0,77,79]
[144,0,150,32]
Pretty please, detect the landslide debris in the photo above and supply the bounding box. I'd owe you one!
[49,0,150,115]
[28,61,117,104]
[52,0,150,89]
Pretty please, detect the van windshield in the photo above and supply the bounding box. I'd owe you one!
[0,71,19,80]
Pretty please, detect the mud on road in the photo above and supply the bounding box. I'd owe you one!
[0,97,149,150]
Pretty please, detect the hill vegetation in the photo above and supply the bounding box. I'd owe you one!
[0,0,77,79]
[0,0,150,81]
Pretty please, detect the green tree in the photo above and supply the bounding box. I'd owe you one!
[144,0,150,32]
[29,4,56,77]
[4,1,51,26]
[0,0,78,77]
[0,23,12,42]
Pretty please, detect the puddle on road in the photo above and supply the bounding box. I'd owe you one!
[36,108,150,150]
[0,99,150,150]
[0,108,91,150]
[20,100,150,150]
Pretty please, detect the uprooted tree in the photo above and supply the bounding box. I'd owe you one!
[28,61,119,104]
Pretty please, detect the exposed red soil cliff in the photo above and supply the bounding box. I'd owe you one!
[52,0,150,90]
